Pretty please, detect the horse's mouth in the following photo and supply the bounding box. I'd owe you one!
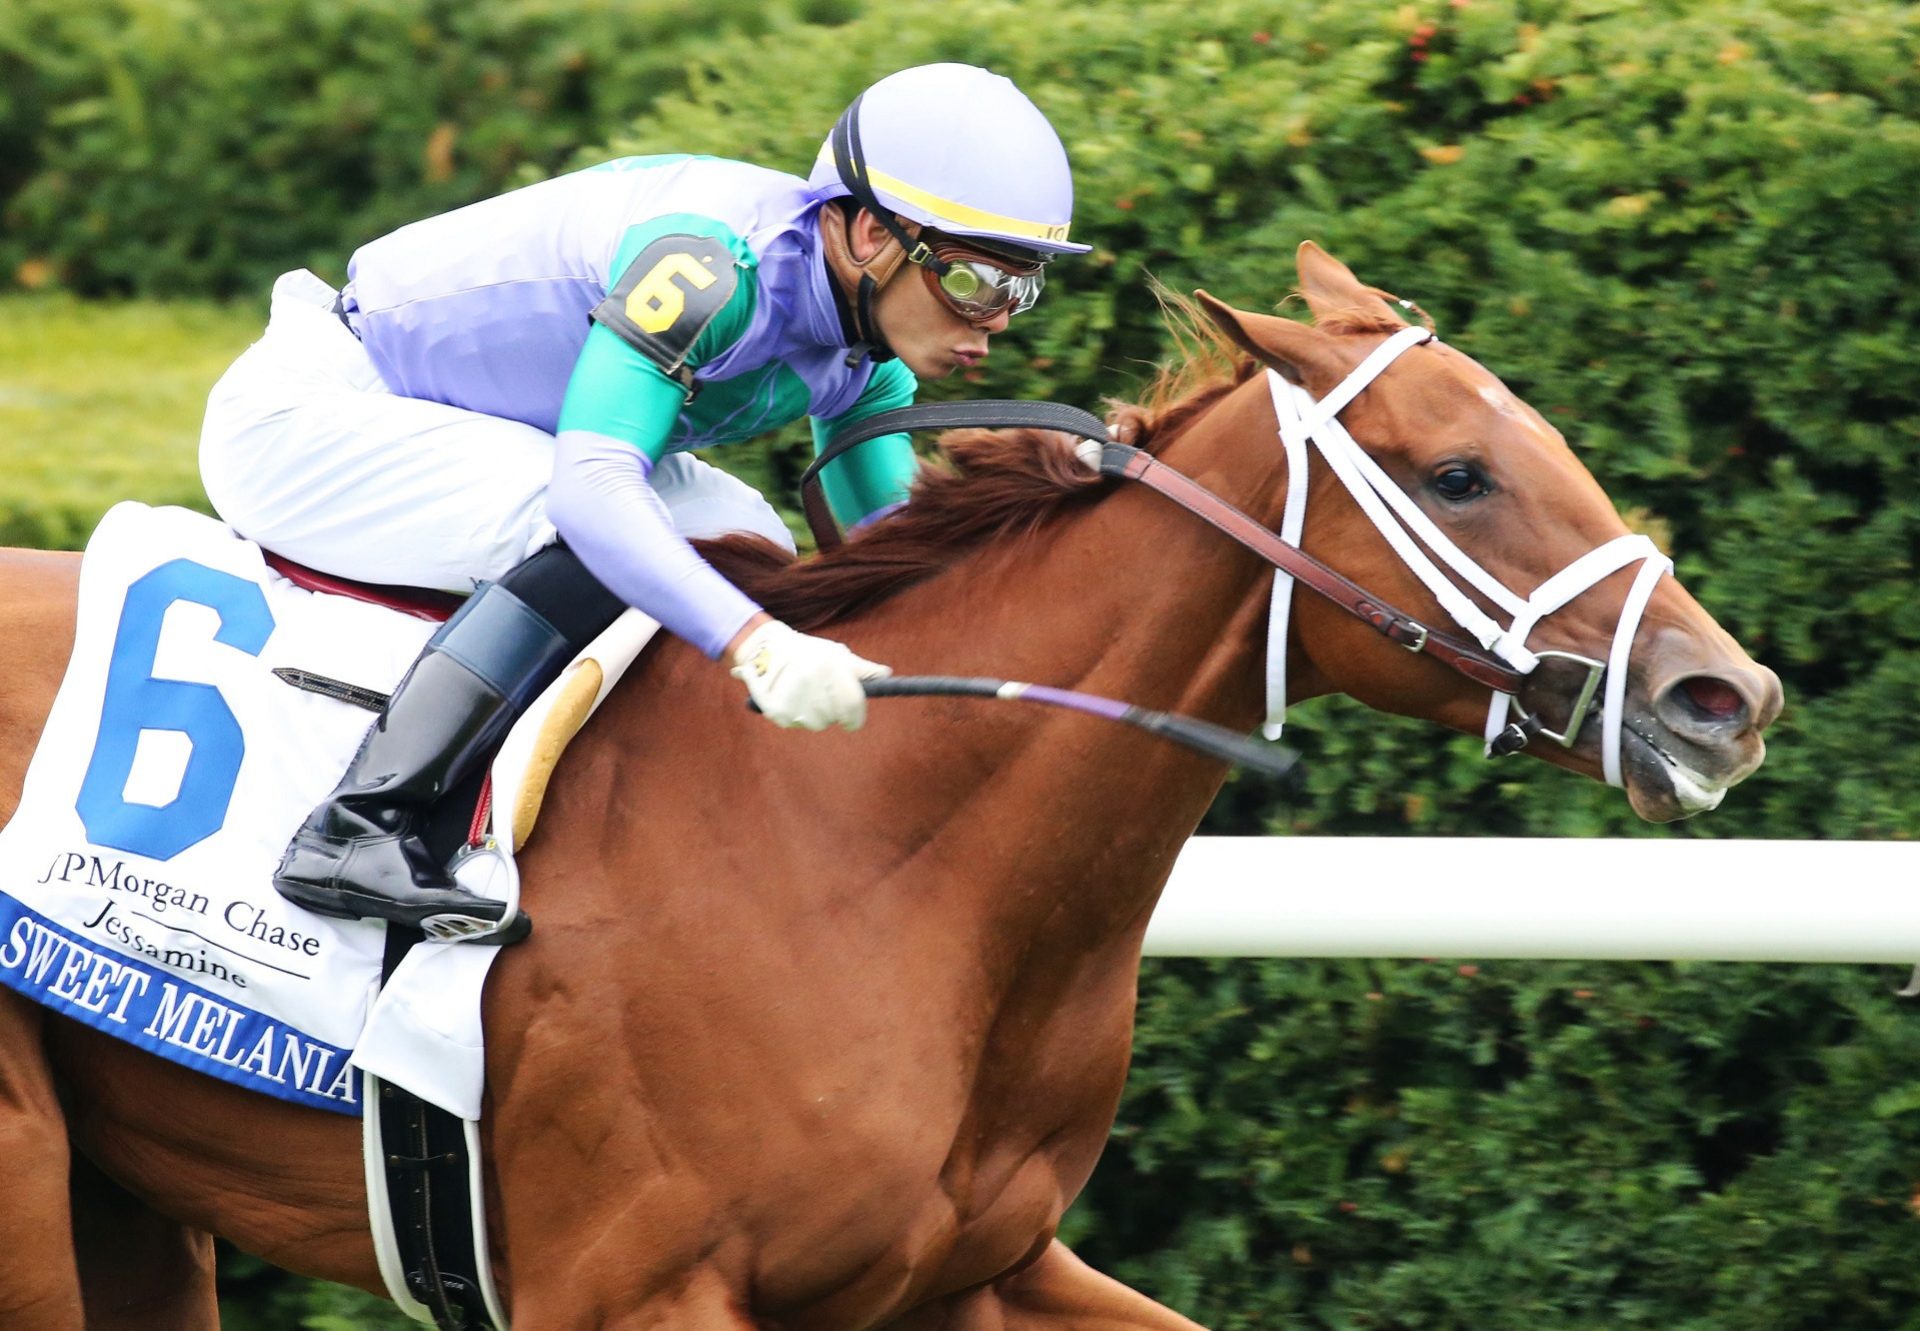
[1619,721,1738,822]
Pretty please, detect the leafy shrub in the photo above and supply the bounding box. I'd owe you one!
[0,0,865,296]
[1079,955,1920,1330]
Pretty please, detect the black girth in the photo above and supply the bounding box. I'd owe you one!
[277,655,504,1328]
[374,765,503,1331]
[372,921,497,1330]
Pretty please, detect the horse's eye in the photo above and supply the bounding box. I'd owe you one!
[1432,463,1488,502]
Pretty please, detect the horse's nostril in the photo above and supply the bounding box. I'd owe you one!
[1677,676,1745,724]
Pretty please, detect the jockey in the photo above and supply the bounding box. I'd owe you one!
[197,63,1087,941]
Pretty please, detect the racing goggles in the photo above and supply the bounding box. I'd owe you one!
[910,236,1046,325]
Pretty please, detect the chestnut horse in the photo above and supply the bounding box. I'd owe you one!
[0,245,1779,1330]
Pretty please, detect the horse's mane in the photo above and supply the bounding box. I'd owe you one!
[700,294,1266,633]
[701,284,1439,631]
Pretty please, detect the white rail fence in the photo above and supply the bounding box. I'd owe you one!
[1143,838,1917,963]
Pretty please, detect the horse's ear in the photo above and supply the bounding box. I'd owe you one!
[1295,240,1411,330]
[1194,289,1342,389]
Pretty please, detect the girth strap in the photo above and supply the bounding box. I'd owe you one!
[369,920,504,1331]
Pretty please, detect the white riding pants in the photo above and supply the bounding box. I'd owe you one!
[200,269,794,593]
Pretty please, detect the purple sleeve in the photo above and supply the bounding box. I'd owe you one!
[546,429,762,658]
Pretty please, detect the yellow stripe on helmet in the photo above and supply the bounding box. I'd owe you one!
[832,158,1074,245]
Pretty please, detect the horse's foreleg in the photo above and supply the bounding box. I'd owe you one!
[894,1240,1210,1331]
[0,990,86,1331]
[994,1242,1207,1331]
[69,1150,219,1331]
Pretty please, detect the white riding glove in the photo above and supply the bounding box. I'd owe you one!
[730,620,891,731]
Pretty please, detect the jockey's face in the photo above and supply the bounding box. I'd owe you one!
[873,251,1010,379]
[841,209,1011,379]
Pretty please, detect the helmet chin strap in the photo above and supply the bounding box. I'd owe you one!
[823,92,966,366]
[817,201,908,365]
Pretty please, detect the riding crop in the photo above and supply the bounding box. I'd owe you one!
[749,678,1296,780]
[862,675,1299,780]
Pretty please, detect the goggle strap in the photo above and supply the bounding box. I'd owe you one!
[831,98,946,275]
[852,273,895,363]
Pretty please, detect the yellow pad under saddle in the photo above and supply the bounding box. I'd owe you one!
[490,610,660,853]
[510,658,603,852]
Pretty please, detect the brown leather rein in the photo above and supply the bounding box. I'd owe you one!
[802,400,1527,697]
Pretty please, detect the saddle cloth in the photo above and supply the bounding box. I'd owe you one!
[0,502,529,1118]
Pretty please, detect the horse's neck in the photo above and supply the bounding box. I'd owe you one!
[563,383,1286,1010]
[835,385,1286,957]
[522,391,1289,1207]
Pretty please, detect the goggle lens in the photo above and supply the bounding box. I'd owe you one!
[941,265,985,301]
[919,245,1045,324]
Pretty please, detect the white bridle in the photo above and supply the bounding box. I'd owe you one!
[1260,325,1672,787]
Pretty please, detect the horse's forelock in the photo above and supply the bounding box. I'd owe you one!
[1119,284,1263,448]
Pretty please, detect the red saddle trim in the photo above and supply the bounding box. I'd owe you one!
[263,552,464,623]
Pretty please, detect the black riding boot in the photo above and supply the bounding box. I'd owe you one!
[273,580,576,942]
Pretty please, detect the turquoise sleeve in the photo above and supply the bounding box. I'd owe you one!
[557,213,759,463]
[809,358,921,527]
[558,328,700,465]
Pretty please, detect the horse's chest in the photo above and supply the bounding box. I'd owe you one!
[873,1145,1077,1313]
[714,959,1140,1322]
[748,1071,1114,1326]
[866,1092,1117,1308]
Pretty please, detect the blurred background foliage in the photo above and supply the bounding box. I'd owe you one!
[0,0,863,295]
[3,0,1918,1326]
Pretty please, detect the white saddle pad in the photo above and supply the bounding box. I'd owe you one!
[0,502,519,1118]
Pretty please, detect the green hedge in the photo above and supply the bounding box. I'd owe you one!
[0,0,864,297]
[1077,956,1920,1331]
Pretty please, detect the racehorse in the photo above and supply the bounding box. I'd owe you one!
[0,244,1780,1330]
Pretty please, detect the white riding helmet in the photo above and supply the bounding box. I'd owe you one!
[808,63,1090,259]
